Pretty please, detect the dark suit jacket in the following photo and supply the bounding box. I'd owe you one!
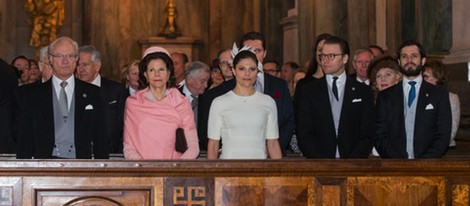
[0,59,18,154]
[296,75,375,158]
[101,77,127,154]
[177,85,188,96]
[375,81,451,158]
[198,74,295,155]
[16,78,109,159]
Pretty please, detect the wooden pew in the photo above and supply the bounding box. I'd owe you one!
[0,159,469,205]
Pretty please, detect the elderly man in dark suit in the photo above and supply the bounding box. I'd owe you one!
[376,40,451,159]
[296,36,375,158]
[198,32,295,155]
[16,37,108,159]
[178,61,210,127]
[77,45,127,154]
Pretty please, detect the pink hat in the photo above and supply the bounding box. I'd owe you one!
[142,46,170,58]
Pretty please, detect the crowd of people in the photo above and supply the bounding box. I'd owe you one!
[0,31,459,160]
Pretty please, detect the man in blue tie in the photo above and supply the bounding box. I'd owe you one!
[376,40,452,159]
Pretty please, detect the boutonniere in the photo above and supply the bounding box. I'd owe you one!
[272,91,281,100]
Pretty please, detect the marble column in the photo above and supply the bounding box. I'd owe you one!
[280,5,299,64]
[444,0,470,64]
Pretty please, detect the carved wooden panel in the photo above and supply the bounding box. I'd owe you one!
[348,177,445,206]
[22,177,163,206]
[0,177,22,206]
[164,177,214,206]
[215,177,313,206]
[314,177,347,206]
[446,176,470,206]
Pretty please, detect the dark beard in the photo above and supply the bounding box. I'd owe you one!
[400,64,423,77]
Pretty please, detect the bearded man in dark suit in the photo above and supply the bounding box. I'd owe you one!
[376,40,451,159]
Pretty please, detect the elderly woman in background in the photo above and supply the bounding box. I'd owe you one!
[120,60,140,95]
[207,50,282,159]
[423,60,460,148]
[123,52,199,160]
[367,55,402,157]
[368,55,402,97]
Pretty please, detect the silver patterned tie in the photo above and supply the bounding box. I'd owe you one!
[59,81,68,118]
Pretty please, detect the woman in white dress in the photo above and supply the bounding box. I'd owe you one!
[207,50,282,159]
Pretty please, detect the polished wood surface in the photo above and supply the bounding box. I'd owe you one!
[0,159,470,205]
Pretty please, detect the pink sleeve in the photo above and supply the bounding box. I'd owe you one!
[123,97,143,160]
[123,141,143,160]
[178,99,200,159]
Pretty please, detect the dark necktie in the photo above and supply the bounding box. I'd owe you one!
[59,81,68,118]
[191,94,198,110]
[408,81,416,107]
[332,77,339,101]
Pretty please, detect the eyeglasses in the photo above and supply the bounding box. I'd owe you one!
[319,53,343,61]
[49,53,78,61]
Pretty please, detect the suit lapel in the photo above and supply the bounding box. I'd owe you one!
[177,85,185,96]
[263,73,271,95]
[393,83,406,136]
[42,80,55,143]
[341,76,354,112]
[338,76,357,132]
[74,78,85,127]
[319,77,335,128]
[415,81,430,128]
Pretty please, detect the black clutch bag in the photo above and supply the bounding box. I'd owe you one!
[175,128,188,153]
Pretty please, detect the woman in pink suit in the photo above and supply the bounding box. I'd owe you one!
[123,51,199,159]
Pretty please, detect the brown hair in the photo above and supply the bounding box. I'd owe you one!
[423,60,448,86]
[367,55,401,82]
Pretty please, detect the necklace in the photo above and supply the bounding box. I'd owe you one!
[239,95,250,103]
[233,87,255,103]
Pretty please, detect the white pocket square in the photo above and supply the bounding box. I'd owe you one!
[108,100,117,104]
[352,98,362,103]
[425,104,434,110]
[85,104,94,110]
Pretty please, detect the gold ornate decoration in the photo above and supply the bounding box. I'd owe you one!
[158,0,181,39]
[25,0,65,54]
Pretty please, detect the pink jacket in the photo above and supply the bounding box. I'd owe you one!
[123,88,199,159]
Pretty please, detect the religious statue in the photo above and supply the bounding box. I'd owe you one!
[25,0,65,49]
[158,0,181,39]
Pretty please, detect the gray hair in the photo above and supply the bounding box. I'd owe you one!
[353,48,374,61]
[79,45,102,63]
[48,36,79,56]
[185,61,210,78]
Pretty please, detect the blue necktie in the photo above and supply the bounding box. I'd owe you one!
[332,77,339,101]
[408,81,416,107]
